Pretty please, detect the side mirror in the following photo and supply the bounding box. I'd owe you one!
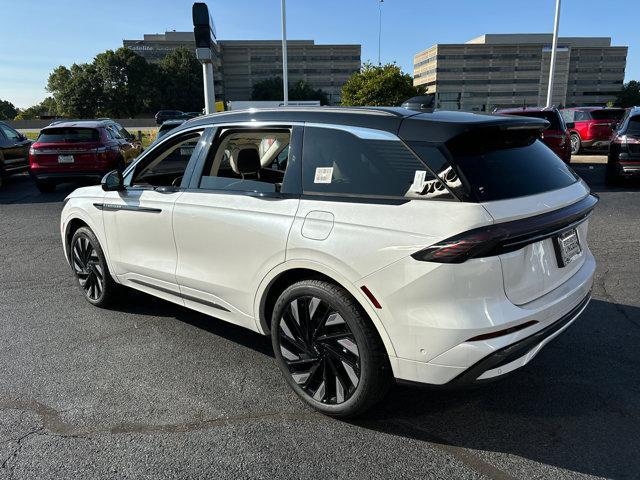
[101,169,124,191]
[566,122,575,129]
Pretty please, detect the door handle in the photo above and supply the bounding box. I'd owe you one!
[155,186,179,193]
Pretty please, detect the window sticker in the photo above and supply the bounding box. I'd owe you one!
[411,170,427,192]
[314,167,333,184]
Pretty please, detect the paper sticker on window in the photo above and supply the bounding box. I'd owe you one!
[411,170,427,192]
[314,167,333,184]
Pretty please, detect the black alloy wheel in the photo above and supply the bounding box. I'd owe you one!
[72,235,104,301]
[271,280,391,417]
[278,295,361,404]
[70,227,117,307]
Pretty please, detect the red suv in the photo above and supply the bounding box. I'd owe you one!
[561,107,626,155]
[29,120,141,192]
[495,107,572,163]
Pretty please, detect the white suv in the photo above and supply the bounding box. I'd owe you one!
[60,107,596,417]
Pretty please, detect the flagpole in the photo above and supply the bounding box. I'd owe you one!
[378,0,383,65]
[281,0,289,106]
[546,0,561,107]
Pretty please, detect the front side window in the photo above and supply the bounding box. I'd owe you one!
[0,124,21,141]
[129,130,203,188]
[302,126,453,200]
[198,128,292,193]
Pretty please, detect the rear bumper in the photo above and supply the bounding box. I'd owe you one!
[385,250,595,386]
[616,162,640,176]
[29,171,107,184]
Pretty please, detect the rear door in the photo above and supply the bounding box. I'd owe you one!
[172,124,302,328]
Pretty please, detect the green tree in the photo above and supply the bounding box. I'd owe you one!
[340,62,423,107]
[94,47,152,117]
[251,77,328,104]
[158,48,203,112]
[0,99,18,120]
[616,80,640,108]
[47,63,103,117]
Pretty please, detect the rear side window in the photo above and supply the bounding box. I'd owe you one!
[443,128,578,202]
[302,126,453,200]
[38,128,100,143]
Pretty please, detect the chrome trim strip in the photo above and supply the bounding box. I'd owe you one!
[93,203,162,213]
[305,122,398,141]
[129,279,230,312]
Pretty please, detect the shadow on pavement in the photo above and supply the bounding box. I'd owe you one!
[0,173,83,205]
[571,162,640,193]
[351,299,640,479]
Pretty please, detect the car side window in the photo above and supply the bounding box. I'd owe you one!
[302,126,453,200]
[561,110,574,123]
[574,111,590,122]
[0,124,21,141]
[197,128,292,194]
[129,130,203,188]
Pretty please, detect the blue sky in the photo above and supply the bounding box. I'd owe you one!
[0,0,637,108]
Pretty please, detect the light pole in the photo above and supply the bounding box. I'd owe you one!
[378,0,383,65]
[281,0,289,106]
[546,0,561,108]
[193,2,217,114]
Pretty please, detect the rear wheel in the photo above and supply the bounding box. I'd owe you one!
[271,280,391,417]
[35,181,55,193]
[70,227,117,307]
[570,133,581,155]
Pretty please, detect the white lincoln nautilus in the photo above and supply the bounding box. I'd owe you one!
[60,107,596,417]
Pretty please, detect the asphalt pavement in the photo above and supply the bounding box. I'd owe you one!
[0,156,639,480]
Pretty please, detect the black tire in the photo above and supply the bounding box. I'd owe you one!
[35,181,55,193]
[70,226,118,307]
[271,280,391,417]
[570,133,581,155]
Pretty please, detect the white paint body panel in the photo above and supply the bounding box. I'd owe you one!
[60,137,596,388]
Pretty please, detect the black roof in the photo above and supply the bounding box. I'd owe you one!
[179,106,549,143]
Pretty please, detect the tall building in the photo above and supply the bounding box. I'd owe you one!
[123,31,361,105]
[413,34,627,111]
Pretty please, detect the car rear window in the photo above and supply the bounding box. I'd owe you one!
[435,128,578,202]
[38,128,100,143]
[591,109,625,121]
[504,111,562,130]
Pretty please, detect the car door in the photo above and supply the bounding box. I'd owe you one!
[172,124,302,329]
[0,123,30,172]
[101,127,208,302]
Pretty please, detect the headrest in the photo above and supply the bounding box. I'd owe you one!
[236,148,261,174]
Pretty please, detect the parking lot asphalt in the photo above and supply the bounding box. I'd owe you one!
[0,156,639,480]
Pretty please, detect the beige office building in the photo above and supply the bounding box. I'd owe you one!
[413,34,627,111]
[123,31,361,104]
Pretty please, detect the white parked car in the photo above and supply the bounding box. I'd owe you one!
[60,107,596,417]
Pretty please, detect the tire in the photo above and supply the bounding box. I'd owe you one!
[35,181,55,193]
[570,133,581,155]
[70,226,118,308]
[271,280,391,417]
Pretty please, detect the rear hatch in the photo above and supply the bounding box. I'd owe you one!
[588,109,626,140]
[406,121,594,306]
[32,127,103,168]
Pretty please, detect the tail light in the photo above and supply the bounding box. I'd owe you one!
[613,135,640,145]
[412,194,598,264]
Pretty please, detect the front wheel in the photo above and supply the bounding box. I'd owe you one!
[570,133,582,155]
[70,227,118,307]
[271,280,391,417]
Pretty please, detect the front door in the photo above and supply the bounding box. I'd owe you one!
[102,128,206,299]
[172,125,302,329]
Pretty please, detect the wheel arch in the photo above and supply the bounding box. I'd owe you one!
[254,260,397,358]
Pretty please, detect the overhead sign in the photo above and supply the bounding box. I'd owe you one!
[192,2,217,48]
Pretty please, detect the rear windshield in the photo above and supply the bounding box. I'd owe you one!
[38,128,100,143]
[434,128,578,202]
[590,109,625,121]
[504,111,562,130]
[627,116,640,136]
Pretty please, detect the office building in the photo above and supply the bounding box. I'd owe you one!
[123,31,361,104]
[413,34,627,111]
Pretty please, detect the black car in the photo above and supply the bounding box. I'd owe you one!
[0,121,31,188]
[155,110,184,125]
[156,119,185,140]
[607,107,640,185]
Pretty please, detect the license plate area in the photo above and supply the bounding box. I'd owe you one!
[58,154,74,164]
[554,227,582,268]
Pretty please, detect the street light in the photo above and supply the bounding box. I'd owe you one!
[546,0,561,108]
[192,2,217,114]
